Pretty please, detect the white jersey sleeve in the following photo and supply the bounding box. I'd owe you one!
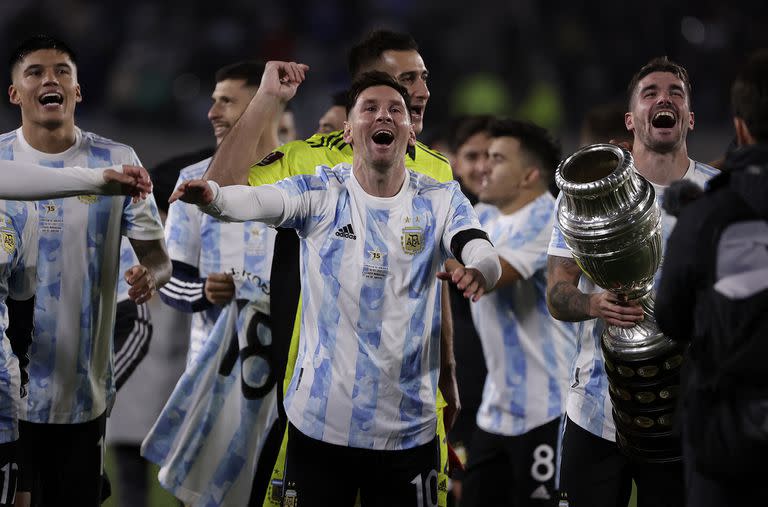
[8,204,38,301]
[0,160,126,200]
[492,197,553,279]
[165,164,206,267]
[441,181,484,258]
[120,150,164,241]
[547,193,572,258]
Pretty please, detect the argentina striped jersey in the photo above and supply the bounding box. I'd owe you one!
[163,159,276,361]
[278,164,480,450]
[471,197,577,436]
[0,127,164,424]
[0,200,37,443]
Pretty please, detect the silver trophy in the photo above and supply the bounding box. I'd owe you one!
[556,144,683,463]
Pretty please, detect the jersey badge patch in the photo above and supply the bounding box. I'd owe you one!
[1,231,16,254]
[363,247,388,280]
[401,226,424,255]
[77,195,99,204]
[256,151,285,166]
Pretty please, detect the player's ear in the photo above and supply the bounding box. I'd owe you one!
[8,84,21,106]
[624,112,634,132]
[343,120,353,144]
[408,125,416,147]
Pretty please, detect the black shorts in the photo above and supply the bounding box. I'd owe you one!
[559,417,684,507]
[283,423,439,507]
[18,412,106,507]
[462,418,561,507]
[0,440,19,506]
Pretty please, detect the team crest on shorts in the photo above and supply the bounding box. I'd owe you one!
[401,226,424,255]
[77,195,98,204]
[283,488,297,507]
[1,231,15,254]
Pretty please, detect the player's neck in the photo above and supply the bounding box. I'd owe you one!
[632,144,690,186]
[21,120,77,154]
[353,162,406,198]
[498,188,544,215]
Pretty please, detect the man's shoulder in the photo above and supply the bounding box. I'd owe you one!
[278,163,351,195]
[408,169,457,195]
[249,132,350,186]
[408,141,453,183]
[179,157,212,181]
[312,163,352,187]
[689,159,720,182]
[0,130,18,147]
[675,184,738,238]
[80,130,138,158]
[272,132,350,163]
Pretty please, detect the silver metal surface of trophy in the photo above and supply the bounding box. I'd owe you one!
[555,143,683,463]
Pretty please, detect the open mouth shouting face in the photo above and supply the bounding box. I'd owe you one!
[627,71,694,153]
[343,84,416,172]
[10,48,82,129]
[375,49,430,135]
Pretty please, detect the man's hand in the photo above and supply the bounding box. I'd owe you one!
[588,291,644,327]
[125,265,157,304]
[204,272,236,305]
[437,263,489,302]
[169,180,214,206]
[260,61,310,103]
[103,165,153,201]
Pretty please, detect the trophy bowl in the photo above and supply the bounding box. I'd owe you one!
[556,144,682,463]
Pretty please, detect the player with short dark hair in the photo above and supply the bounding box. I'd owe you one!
[4,34,169,506]
[459,119,576,506]
[547,56,718,507]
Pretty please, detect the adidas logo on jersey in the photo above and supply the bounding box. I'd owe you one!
[335,224,356,240]
[530,484,551,500]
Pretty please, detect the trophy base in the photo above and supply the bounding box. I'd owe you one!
[602,308,684,463]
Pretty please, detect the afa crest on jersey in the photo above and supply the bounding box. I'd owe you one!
[401,226,424,255]
[77,195,99,204]
[1,231,15,254]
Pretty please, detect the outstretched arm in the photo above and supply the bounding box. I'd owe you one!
[170,179,287,225]
[546,255,643,326]
[0,161,151,200]
[204,61,309,186]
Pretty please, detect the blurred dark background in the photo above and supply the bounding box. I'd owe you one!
[2,0,766,167]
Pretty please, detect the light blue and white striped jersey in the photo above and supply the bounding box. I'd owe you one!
[0,127,165,424]
[547,159,719,440]
[163,159,275,362]
[142,301,278,506]
[471,196,578,437]
[278,164,481,451]
[0,200,37,443]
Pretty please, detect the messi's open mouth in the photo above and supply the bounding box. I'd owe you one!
[372,130,395,145]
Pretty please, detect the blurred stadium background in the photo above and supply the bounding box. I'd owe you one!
[3,0,767,168]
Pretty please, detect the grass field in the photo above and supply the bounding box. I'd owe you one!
[102,446,181,507]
